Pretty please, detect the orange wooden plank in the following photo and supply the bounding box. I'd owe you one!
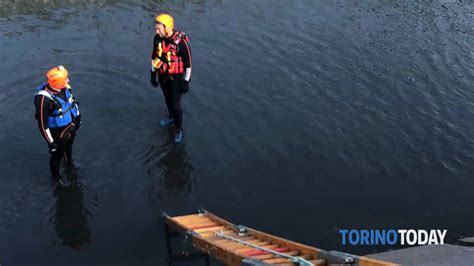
[173,214,212,225]
[243,247,290,257]
[220,240,268,250]
[211,236,255,244]
[235,244,278,254]
[309,259,327,265]
[359,257,400,266]
[251,250,299,260]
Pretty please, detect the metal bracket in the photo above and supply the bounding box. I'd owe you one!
[236,225,248,236]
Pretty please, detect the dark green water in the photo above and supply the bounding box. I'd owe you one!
[0,0,473,264]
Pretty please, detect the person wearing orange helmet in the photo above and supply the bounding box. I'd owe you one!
[150,13,192,143]
[34,65,81,186]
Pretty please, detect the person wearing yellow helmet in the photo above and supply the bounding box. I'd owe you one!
[34,65,81,187]
[150,13,192,144]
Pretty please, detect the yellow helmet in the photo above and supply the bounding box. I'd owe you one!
[155,13,174,34]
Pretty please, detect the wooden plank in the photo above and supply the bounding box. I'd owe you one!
[309,259,327,265]
[194,226,226,233]
[220,240,268,250]
[257,253,312,261]
[189,222,220,230]
[173,214,207,222]
[284,251,300,256]
[210,239,256,250]
[358,257,400,266]
[250,253,275,260]
[218,243,248,251]
[252,250,299,260]
[245,227,319,258]
[193,235,244,266]
[163,214,189,234]
[209,238,235,245]
[243,247,290,257]
[199,229,232,237]
[211,236,256,244]
[199,229,234,238]
[234,244,278,254]
[174,217,213,226]
[204,211,321,258]
[204,211,240,228]
[173,214,213,224]
[262,257,293,264]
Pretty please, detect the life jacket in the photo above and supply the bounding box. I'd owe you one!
[34,82,80,128]
[154,31,189,75]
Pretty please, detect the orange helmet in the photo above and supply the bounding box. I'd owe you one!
[155,13,174,34]
[46,65,69,89]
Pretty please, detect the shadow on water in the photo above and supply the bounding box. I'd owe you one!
[52,174,91,250]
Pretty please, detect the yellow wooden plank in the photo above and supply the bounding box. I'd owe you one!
[194,226,226,233]
[262,257,293,264]
[172,214,213,225]
[187,221,220,228]
[199,229,234,238]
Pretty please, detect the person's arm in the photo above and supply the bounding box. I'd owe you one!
[150,35,159,86]
[151,35,166,71]
[179,34,192,82]
[151,34,159,61]
[35,95,55,145]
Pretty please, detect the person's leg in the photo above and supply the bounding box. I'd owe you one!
[159,77,174,118]
[170,79,183,129]
[50,150,62,180]
[64,117,81,167]
[64,131,76,166]
[50,127,68,181]
[169,79,184,143]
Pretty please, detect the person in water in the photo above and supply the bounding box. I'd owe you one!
[150,13,192,143]
[34,65,81,186]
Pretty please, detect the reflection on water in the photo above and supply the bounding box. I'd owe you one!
[53,177,91,250]
[159,144,194,193]
[144,137,195,206]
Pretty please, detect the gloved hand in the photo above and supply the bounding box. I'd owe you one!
[150,70,158,87]
[180,80,190,94]
[48,142,58,153]
[152,58,163,70]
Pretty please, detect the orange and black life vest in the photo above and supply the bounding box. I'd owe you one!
[154,31,189,75]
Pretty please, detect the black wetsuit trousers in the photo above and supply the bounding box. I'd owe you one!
[50,123,79,179]
[159,76,183,129]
